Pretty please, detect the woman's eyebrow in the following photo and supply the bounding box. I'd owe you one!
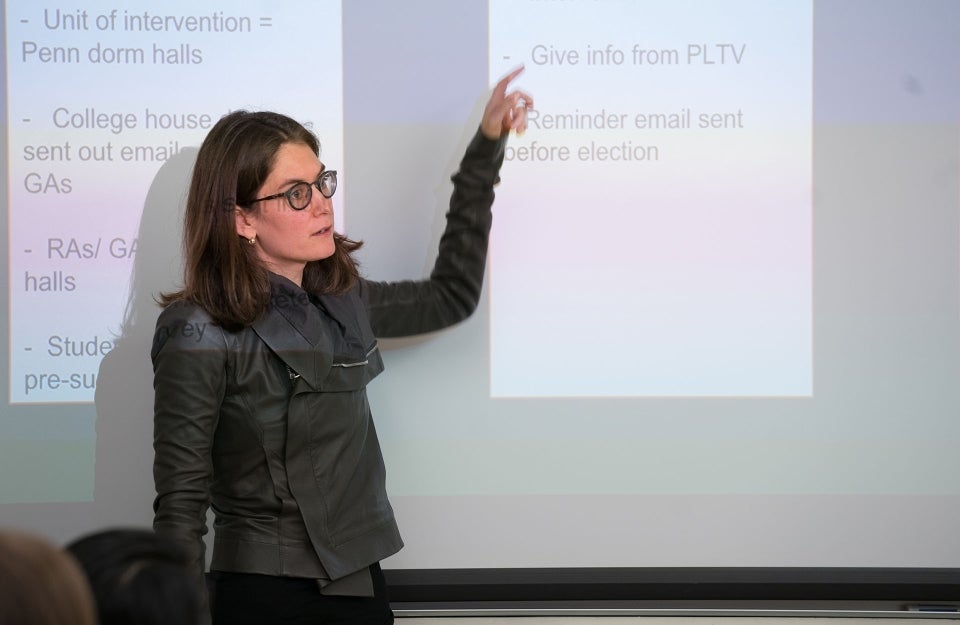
[275,166,326,188]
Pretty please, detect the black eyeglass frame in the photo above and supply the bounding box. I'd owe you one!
[244,170,338,210]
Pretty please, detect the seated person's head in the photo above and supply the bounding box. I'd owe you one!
[67,527,200,625]
[0,528,98,625]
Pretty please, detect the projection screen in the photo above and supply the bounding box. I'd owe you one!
[2,0,959,611]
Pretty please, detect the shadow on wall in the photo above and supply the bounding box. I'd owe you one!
[93,147,197,529]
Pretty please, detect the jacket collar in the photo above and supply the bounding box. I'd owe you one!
[250,273,331,390]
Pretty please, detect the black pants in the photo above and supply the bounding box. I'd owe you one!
[210,564,394,625]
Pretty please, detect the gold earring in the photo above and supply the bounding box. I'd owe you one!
[248,236,256,245]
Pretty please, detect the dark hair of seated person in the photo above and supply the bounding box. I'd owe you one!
[67,527,201,625]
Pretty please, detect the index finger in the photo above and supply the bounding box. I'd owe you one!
[494,65,525,96]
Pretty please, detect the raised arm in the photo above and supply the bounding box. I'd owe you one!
[360,68,532,337]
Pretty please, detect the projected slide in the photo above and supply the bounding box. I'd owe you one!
[488,0,813,397]
[6,1,343,404]
[2,0,960,575]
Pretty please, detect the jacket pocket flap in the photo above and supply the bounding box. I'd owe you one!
[316,344,384,392]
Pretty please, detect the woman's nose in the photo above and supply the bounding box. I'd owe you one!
[311,187,332,214]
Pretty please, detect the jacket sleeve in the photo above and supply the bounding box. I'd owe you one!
[151,302,226,623]
[360,127,507,338]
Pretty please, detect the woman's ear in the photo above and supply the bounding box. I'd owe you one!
[235,208,257,241]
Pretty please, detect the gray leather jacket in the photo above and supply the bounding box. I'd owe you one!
[152,130,505,593]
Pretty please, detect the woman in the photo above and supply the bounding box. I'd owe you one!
[152,69,530,624]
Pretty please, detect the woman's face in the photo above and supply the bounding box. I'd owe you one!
[236,141,336,285]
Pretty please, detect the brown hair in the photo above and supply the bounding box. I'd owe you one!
[0,529,98,625]
[161,110,361,330]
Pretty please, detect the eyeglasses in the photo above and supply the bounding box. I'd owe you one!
[246,170,337,210]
